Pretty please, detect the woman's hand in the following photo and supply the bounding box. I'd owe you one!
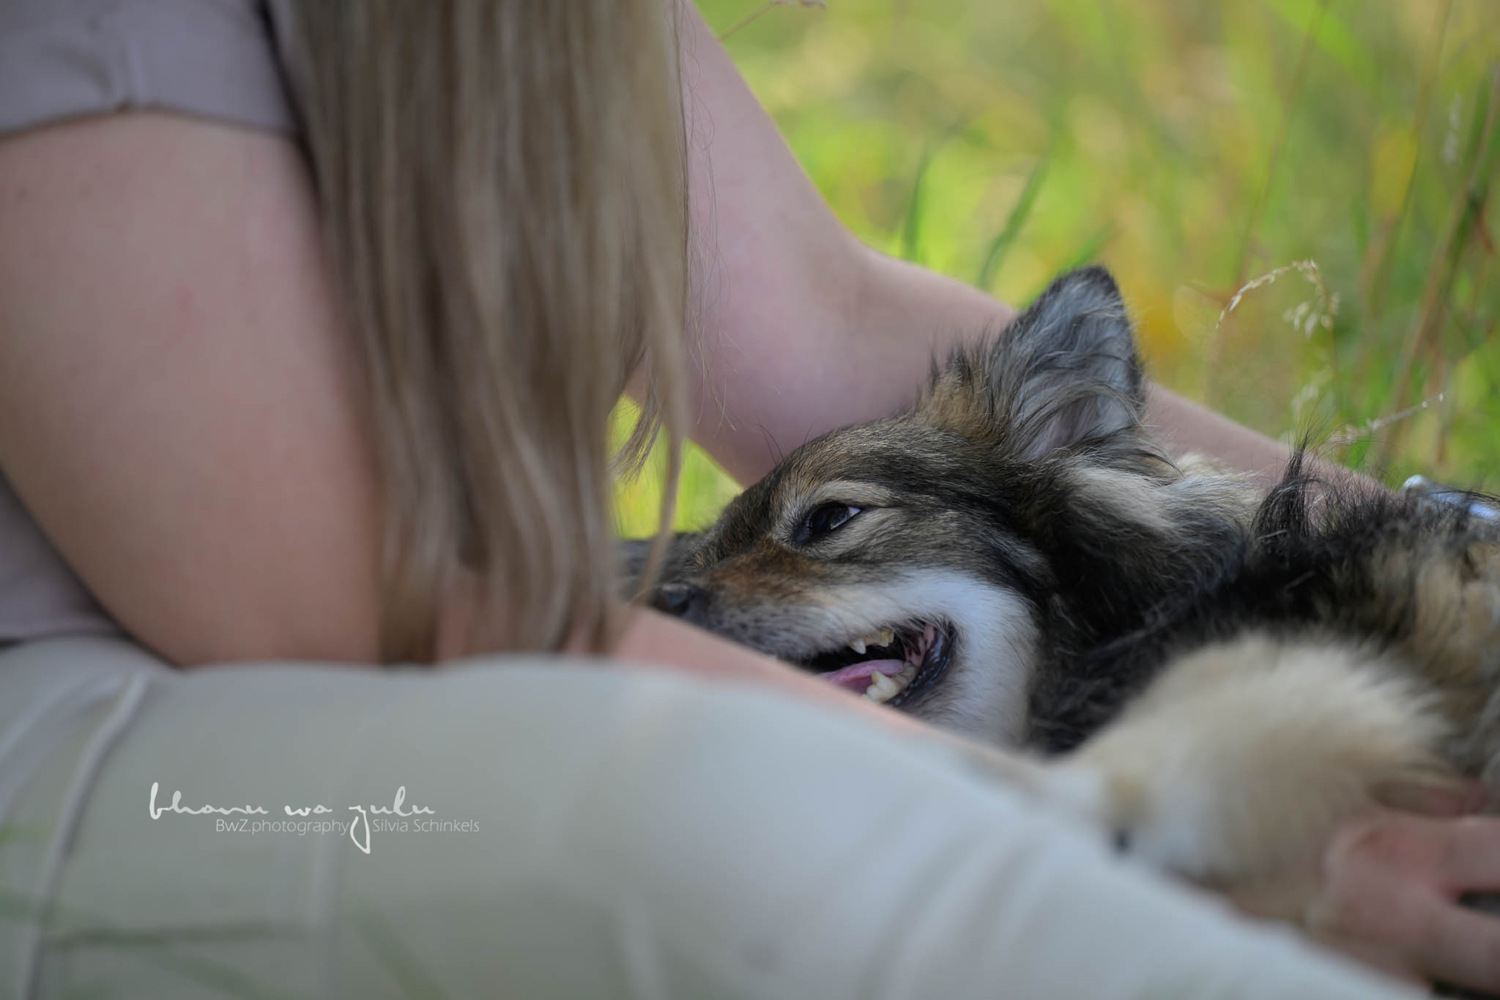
[1304,810,1500,993]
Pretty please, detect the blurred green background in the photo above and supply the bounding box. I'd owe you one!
[615,0,1500,537]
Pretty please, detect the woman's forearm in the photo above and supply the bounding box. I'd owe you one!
[1144,385,1384,492]
[1144,386,1295,489]
[669,3,1015,484]
[673,3,901,483]
[613,606,936,736]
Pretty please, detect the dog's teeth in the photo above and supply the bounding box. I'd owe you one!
[862,662,919,705]
[851,629,895,655]
[865,670,903,703]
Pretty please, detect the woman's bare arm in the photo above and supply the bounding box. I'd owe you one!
[611,607,937,735]
[0,112,385,665]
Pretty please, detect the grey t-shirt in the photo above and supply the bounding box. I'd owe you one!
[0,0,304,643]
[0,475,115,641]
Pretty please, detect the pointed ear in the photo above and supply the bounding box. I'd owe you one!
[983,266,1147,459]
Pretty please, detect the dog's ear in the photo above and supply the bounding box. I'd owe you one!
[921,267,1148,460]
[993,266,1146,458]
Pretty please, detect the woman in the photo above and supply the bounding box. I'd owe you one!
[0,1,1494,995]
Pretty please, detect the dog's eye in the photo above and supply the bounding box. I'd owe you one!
[799,502,862,543]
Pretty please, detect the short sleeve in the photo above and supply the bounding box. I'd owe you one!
[0,0,297,138]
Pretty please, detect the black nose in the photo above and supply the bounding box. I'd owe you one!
[649,583,708,623]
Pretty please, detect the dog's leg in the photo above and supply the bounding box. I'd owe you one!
[1033,633,1458,885]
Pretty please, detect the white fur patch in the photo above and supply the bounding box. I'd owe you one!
[1067,466,1173,533]
[802,569,1037,744]
[1067,464,1260,535]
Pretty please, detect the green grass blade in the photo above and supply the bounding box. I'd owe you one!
[898,147,934,264]
[1265,0,1379,92]
[976,155,1049,292]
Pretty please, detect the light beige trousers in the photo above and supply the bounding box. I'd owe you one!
[0,635,1417,999]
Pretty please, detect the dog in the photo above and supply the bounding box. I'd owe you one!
[620,266,1500,900]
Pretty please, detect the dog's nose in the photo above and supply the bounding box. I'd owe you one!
[650,583,708,623]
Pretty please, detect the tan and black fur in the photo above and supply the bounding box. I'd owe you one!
[622,267,1500,904]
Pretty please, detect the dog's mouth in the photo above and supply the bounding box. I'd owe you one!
[799,622,952,708]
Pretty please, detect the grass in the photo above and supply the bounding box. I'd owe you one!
[614,0,1500,533]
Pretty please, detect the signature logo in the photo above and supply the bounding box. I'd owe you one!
[148,782,435,854]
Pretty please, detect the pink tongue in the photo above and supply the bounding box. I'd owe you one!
[817,658,906,694]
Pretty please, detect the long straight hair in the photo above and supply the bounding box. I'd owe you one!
[291,1,689,661]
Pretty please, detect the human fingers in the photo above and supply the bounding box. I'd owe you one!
[1376,776,1490,818]
[1304,930,1425,987]
[1437,817,1500,894]
[1414,890,1500,993]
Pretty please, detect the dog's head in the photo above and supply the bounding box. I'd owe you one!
[638,268,1253,746]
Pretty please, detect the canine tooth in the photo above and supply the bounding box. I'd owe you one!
[867,671,902,702]
[863,662,922,705]
[851,628,895,654]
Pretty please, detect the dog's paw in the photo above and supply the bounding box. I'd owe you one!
[1033,756,1251,878]
[1034,635,1454,883]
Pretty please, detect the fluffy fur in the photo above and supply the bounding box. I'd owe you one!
[621,267,1500,902]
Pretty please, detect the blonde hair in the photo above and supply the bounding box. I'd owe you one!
[292,1,689,661]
